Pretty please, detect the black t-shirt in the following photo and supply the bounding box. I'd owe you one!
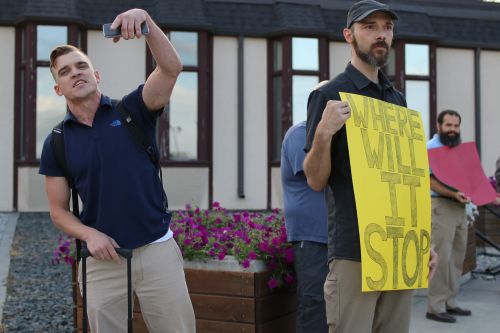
[304,63,407,262]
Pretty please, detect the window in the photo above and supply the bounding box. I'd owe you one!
[404,44,432,138]
[269,36,328,162]
[15,24,83,162]
[385,42,435,139]
[152,31,210,163]
[292,37,320,125]
[36,26,68,158]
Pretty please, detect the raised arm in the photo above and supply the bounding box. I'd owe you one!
[45,176,120,262]
[110,9,182,111]
[304,100,351,191]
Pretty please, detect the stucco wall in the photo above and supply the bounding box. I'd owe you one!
[17,167,48,212]
[480,51,500,176]
[87,30,146,98]
[270,167,283,209]
[436,48,475,142]
[213,37,267,209]
[0,27,15,211]
[162,167,209,210]
[330,41,351,79]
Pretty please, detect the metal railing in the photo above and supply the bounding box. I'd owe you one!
[473,204,500,276]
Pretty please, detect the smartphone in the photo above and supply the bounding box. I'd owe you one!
[102,22,149,38]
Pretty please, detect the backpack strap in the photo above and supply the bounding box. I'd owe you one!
[112,99,169,211]
[51,121,73,188]
[51,121,82,259]
[112,100,159,167]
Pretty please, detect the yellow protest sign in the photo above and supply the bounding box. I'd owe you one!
[340,92,431,292]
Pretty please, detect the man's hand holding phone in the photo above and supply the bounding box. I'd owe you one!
[102,8,150,42]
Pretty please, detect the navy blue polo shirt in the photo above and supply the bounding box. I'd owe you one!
[281,121,327,244]
[305,63,407,262]
[39,85,170,249]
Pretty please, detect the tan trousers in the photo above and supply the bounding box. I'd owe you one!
[324,259,413,333]
[427,197,467,314]
[78,238,196,333]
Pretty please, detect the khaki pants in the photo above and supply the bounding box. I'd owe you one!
[324,259,413,333]
[78,238,196,333]
[427,197,467,314]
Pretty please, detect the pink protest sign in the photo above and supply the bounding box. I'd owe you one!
[428,142,497,206]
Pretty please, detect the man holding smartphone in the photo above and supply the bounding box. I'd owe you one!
[39,8,195,333]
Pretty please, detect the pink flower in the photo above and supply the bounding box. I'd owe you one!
[53,201,297,290]
[284,248,294,263]
[267,278,279,289]
[258,242,271,253]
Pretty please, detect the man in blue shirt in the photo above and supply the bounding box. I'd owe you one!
[426,110,500,323]
[39,8,195,332]
[281,120,328,333]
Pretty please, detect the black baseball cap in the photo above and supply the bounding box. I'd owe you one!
[346,0,398,28]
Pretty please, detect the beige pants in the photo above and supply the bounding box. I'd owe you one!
[324,259,413,333]
[427,197,467,314]
[78,238,196,333]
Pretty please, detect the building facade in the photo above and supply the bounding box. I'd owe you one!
[1,0,499,212]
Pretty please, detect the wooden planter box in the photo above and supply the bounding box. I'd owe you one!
[73,258,297,333]
[462,223,476,274]
[476,205,500,247]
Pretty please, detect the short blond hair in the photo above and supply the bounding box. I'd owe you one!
[49,45,87,79]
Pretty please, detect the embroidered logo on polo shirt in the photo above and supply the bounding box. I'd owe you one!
[110,120,122,127]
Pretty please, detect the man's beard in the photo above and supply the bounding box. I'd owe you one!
[352,36,390,67]
[439,131,461,147]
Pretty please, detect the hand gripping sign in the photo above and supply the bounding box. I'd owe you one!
[340,92,431,292]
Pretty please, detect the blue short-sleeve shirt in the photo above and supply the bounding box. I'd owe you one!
[281,121,328,244]
[427,133,444,197]
[39,85,170,249]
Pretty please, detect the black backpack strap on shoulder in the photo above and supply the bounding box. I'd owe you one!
[51,121,73,188]
[51,121,82,259]
[112,99,169,211]
[113,100,159,166]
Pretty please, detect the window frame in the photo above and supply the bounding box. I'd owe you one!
[391,40,437,139]
[267,35,329,166]
[146,30,212,167]
[14,23,85,166]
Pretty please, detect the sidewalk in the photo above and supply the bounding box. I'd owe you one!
[0,213,18,325]
[410,274,500,333]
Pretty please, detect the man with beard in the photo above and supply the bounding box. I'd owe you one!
[304,1,437,332]
[425,110,472,323]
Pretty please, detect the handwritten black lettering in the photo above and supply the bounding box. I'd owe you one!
[403,175,421,228]
[381,171,405,226]
[365,223,388,290]
[387,226,404,289]
[361,129,385,170]
[402,230,420,286]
